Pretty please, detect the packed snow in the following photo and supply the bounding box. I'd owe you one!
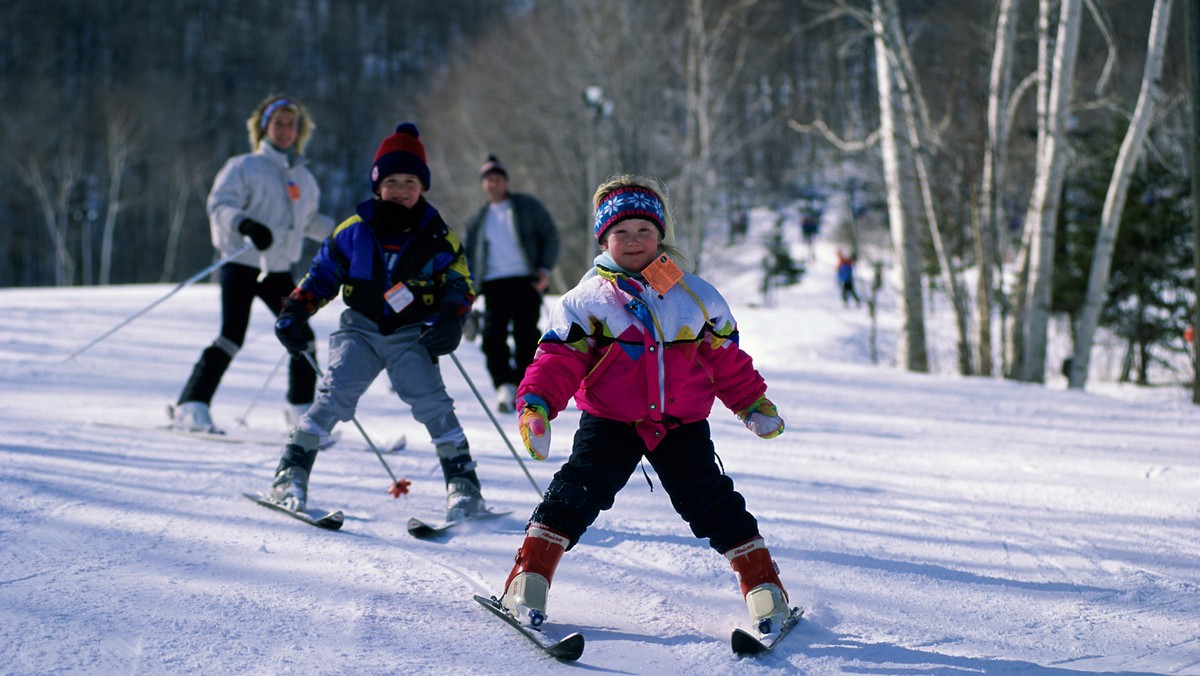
[1,211,1197,675]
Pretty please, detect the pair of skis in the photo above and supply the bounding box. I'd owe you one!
[242,494,800,661]
[243,492,509,538]
[474,593,803,662]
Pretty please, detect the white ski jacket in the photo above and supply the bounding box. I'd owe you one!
[207,143,335,272]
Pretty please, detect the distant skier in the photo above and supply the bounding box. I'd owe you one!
[495,174,793,638]
[836,248,861,307]
[266,123,488,522]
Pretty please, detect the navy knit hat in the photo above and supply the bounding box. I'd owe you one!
[594,186,666,242]
[370,123,430,193]
[480,154,507,180]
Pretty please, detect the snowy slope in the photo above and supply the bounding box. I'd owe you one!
[1,220,1197,675]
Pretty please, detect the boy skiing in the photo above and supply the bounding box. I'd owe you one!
[266,123,487,522]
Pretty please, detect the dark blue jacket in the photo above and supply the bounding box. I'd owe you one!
[294,198,475,334]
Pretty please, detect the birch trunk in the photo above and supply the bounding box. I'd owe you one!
[872,0,927,372]
[9,154,80,286]
[1067,0,1174,389]
[1006,0,1054,379]
[99,104,138,286]
[683,0,712,267]
[883,0,973,375]
[977,0,1022,377]
[1020,0,1083,383]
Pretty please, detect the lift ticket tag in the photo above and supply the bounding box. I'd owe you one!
[384,281,414,312]
[642,254,683,296]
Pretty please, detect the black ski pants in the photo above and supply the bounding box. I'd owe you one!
[531,413,760,555]
[480,276,542,389]
[178,262,316,406]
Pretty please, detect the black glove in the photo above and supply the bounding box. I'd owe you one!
[238,218,273,251]
[418,314,464,357]
[275,305,313,355]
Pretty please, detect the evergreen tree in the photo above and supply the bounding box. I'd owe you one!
[1052,124,1193,384]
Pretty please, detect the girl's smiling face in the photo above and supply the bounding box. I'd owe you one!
[600,218,661,272]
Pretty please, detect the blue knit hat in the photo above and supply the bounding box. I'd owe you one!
[370,123,430,193]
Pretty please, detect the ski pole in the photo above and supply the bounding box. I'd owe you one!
[235,352,288,427]
[64,241,255,362]
[448,351,542,497]
[301,352,410,498]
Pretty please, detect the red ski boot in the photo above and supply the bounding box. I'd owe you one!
[501,524,569,627]
[726,536,791,635]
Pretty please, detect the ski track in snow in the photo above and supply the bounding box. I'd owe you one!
[2,220,1198,674]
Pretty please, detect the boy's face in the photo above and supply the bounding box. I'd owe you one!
[600,218,661,272]
[265,110,298,150]
[379,173,424,208]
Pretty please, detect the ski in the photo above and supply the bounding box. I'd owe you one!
[406,510,511,539]
[91,420,282,446]
[472,594,585,662]
[242,492,344,530]
[731,607,804,657]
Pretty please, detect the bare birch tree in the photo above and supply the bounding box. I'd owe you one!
[1006,0,1055,379]
[871,0,927,372]
[99,97,142,286]
[1067,0,1174,389]
[1019,0,1083,383]
[679,0,758,270]
[881,0,973,374]
[977,0,1022,377]
[6,149,82,287]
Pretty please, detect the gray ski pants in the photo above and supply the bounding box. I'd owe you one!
[299,309,465,447]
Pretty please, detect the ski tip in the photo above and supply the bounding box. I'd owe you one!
[317,511,345,530]
[547,633,585,661]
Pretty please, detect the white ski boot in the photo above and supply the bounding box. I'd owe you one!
[268,466,309,512]
[170,401,220,434]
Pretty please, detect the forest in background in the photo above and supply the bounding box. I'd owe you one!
[0,0,1195,393]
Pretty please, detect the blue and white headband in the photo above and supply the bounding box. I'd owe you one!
[260,98,295,131]
[594,186,666,241]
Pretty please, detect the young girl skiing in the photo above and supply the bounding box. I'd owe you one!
[495,174,792,637]
[266,123,488,522]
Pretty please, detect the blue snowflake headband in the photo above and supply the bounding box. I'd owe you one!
[594,186,666,241]
[260,98,296,131]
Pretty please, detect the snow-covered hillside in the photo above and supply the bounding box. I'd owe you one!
[1,220,1197,674]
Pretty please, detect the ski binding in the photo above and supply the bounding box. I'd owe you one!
[731,607,804,656]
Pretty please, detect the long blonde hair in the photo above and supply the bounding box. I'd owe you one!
[245,94,316,155]
[592,174,692,271]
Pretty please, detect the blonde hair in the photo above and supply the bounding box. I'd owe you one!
[592,174,692,271]
[246,94,315,155]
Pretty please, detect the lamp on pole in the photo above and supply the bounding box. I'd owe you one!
[582,85,613,269]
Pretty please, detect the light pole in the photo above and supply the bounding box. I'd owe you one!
[582,85,613,270]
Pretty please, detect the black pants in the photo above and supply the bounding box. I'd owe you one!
[480,276,542,388]
[178,262,316,406]
[531,413,760,554]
